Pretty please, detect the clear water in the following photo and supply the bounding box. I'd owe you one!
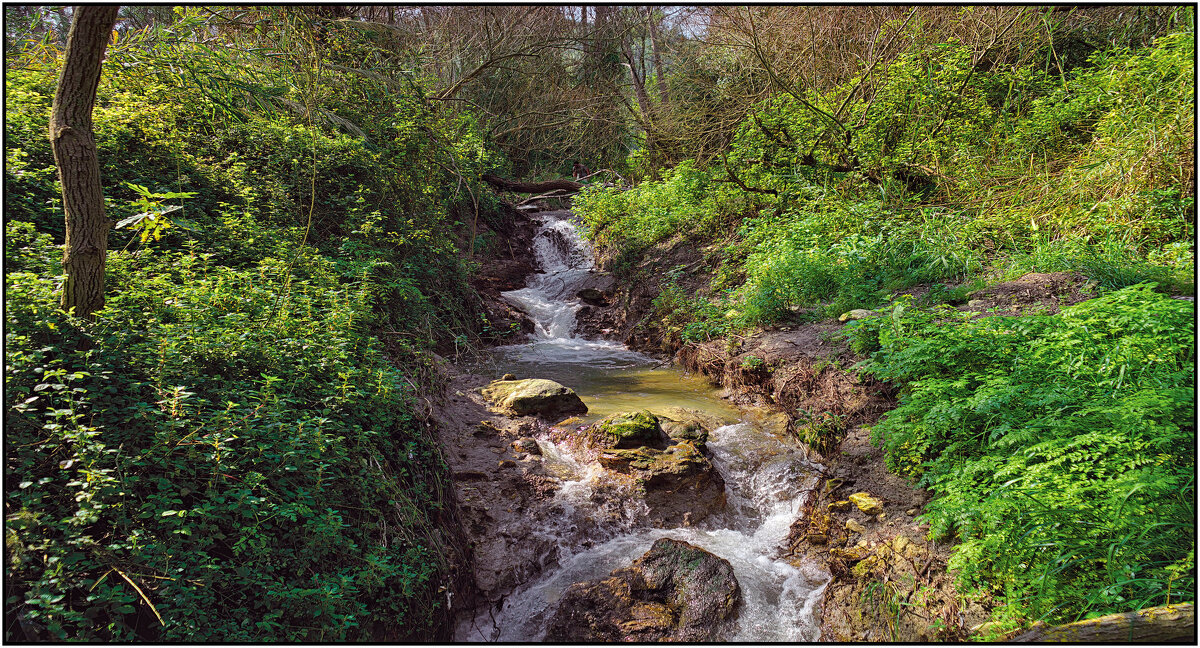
[457,210,829,641]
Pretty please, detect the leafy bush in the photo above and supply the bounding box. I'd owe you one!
[852,285,1195,627]
[4,22,498,641]
[6,242,459,641]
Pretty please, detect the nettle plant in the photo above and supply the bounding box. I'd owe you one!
[115,182,198,243]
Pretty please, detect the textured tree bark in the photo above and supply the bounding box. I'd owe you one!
[481,174,583,194]
[1012,603,1194,643]
[50,5,119,320]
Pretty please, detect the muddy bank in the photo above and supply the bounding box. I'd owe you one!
[465,202,539,344]
[429,369,565,616]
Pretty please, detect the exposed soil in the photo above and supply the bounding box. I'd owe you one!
[575,235,718,351]
[467,203,539,343]
[962,271,1093,316]
[429,368,566,616]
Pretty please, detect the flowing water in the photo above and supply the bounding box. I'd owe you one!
[457,210,829,642]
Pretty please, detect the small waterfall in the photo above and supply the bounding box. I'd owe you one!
[459,209,829,642]
[495,210,644,367]
[501,210,596,340]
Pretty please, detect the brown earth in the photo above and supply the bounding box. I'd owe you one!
[466,202,538,344]
[429,368,562,616]
[962,271,1093,316]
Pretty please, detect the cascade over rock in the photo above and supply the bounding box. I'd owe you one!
[456,210,828,643]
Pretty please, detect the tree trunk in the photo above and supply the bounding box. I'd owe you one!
[1012,603,1194,643]
[481,174,583,194]
[50,5,119,320]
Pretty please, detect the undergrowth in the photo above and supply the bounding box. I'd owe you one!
[5,19,496,641]
[845,285,1195,629]
[573,19,1196,632]
[575,26,1194,338]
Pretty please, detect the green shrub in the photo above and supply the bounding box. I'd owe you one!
[855,285,1195,626]
[4,26,496,641]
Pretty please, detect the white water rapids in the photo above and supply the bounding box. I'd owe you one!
[457,210,829,642]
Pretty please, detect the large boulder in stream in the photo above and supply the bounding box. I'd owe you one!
[481,378,587,418]
[598,441,726,525]
[650,406,731,451]
[545,538,741,642]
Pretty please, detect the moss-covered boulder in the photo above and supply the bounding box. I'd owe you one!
[480,378,587,418]
[545,538,741,642]
[592,410,666,449]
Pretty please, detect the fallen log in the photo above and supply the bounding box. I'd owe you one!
[1011,603,1194,643]
[481,174,583,194]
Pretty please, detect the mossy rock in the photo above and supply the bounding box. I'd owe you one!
[480,378,587,418]
[594,410,666,449]
[598,446,661,472]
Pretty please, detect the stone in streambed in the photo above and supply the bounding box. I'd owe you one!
[545,538,741,642]
[480,378,587,418]
[577,287,608,306]
[591,410,667,449]
[650,406,730,451]
[598,441,726,525]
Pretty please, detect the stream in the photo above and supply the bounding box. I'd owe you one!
[456,210,830,642]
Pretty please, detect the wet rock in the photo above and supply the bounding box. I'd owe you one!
[591,410,667,449]
[577,287,608,306]
[598,441,726,525]
[650,406,729,450]
[838,308,876,322]
[511,438,541,455]
[481,378,588,418]
[545,538,741,642]
[848,492,884,516]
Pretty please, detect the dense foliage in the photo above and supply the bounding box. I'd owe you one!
[576,28,1193,336]
[847,285,1194,630]
[5,11,501,641]
[4,5,1194,641]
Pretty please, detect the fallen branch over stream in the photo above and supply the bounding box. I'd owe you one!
[481,169,628,197]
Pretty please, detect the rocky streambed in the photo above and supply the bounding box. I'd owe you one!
[438,209,833,641]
